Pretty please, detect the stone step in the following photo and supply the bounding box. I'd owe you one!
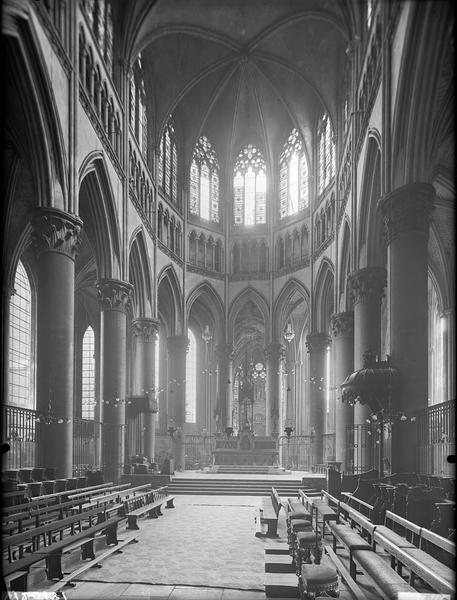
[264,541,291,555]
[264,572,300,598]
[265,554,295,573]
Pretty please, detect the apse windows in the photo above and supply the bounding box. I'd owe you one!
[158,116,178,204]
[233,145,267,226]
[185,329,197,423]
[318,114,336,194]
[8,260,34,409]
[279,129,309,218]
[81,327,95,419]
[189,136,219,222]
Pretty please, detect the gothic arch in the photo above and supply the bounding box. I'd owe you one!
[314,257,334,332]
[228,287,270,346]
[273,279,310,341]
[78,154,122,279]
[157,265,183,336]
[186,281,224,341]
[128,228,153,318]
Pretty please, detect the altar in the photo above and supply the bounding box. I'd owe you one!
[212,430,278,466]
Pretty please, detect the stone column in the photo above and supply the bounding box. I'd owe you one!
[265,343,285,436]
[348,266,386,472]
[167,335,189,470]
[97,279,132,483]
[32,208,82,478]
[306,333,330,466]
[378,182,434,473]
[132,318,159,461]
[330,312,354,473]
[216,344,234,430]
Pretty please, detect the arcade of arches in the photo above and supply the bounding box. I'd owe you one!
[2,0,455,485]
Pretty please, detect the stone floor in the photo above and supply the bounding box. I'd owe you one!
[36,495,388,600]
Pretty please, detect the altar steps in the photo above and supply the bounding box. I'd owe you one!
[167,477,320,496]
[211,465,284,475]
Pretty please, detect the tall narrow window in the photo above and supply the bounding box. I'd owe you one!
[189,136,219,222]
[155,334,160,415]
[8,260,33,408]
[428,278,444,406]
[326,345,331,413]
[279,128,309,218]
[82,326,95,419]
[158,116,178,204]
[366,0,373,28]
[129,56,149,160]
[186,329,197,423]
[233,145,267,226]
[318,114,336,194]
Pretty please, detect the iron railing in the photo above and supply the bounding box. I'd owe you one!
[278,435,313,470]
[416,400,455,476]
[72,417,102,475]
[2,405,39,469]
[346,424,377,474]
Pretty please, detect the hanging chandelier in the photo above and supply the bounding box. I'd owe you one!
[283,321,295,343]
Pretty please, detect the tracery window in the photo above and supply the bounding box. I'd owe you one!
[8,260,34,409]
[129,56,148,160]
[185,329,197,423]
[158,116,178,204]
[318,114,336,194]
[81,326,95,419]
[233,145,266,226]
[279,128,309,218]
[428,277,445,406]
[189,136,219,222]
[82,0,113,75]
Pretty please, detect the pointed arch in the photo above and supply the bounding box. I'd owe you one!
[314,258,335,332]
[157,264,183,336]
[128,228,153,318]
[228,286,270,345]
[186,281,224,342]
[273,279,310,341]
[78,154,122,279]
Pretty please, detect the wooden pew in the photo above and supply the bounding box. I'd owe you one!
[123,485,175,530]
[257,487,283,538]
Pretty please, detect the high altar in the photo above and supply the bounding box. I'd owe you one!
[212,428,279,466]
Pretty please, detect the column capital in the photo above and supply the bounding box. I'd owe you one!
[348,267,386,306]
[96,279,133,313]
[31,208,83,260]
[377,182,435,245]
[215,343,235,361]
[131,318,159,342]
[306,333,330,354]
[264,343,285,362]
[330,311,354,338]
[167,335,189,356]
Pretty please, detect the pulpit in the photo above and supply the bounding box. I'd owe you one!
[212,430,278,466]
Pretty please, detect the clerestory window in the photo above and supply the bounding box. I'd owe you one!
[279,128,309,218]
[81,326,95,419]
[158,116,178,204]
[318,114,336,194]
[189,136,219,222]
[233,145,267,226]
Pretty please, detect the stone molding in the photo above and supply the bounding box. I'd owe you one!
[131,318,159,343]
[377,182,435,245]
[306,333,331,354]
[167,335,190,356]
[330,311,354,338]
[31,208,82,260]
[96,279,133,313]
[348,267,386,306]
[264,343,285,363]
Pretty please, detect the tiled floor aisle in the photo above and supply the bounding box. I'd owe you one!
[61,496,268,600]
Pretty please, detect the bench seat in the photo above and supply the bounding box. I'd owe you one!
[373,526,416,551]
[329,523,371,577]
[351,548,417,599]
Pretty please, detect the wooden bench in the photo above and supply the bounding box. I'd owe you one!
[123,485,175,530]
[257,488,282,538]
[2,507,123,590]
[306,494,338,536]
[340,491,374,518]
[86,483,151,511]
[328,521,371,578]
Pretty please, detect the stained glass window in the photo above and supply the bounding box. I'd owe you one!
[318,114,335,194]
[81,326,95,419]
[279,128,309,218]
[233,145,267,226]
[159,117,177,203]
[8,260,33,408]
[189,136,219,222]
[185,329,197,423]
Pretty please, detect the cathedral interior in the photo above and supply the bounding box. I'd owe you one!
[2,0,455,598]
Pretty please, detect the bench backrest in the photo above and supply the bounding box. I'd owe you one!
[67,482,128,501]
[321,489,340,512]
[348,508,376,538]
[270,487,282,516]
[384,510,421,545]
[420,526,456,557]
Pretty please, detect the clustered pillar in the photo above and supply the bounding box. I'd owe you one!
[97,279,132,483]
[330,312,354,473]
[265,343,285,436]
[378,182,434,473]
[306,333,330,466]
[32,208,82,479]
[167,335,189,470]
[132,318,159,462]
[216,344,234,430]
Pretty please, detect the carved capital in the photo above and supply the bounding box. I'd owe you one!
[264,343,285,363]
[167,335,189,357]
[96,279,133,313]
[131,318,159,343]
[330,312,354,338]
[31,208,82,260]
[348,267,386,306]
[306,333,331,355]
[377,183,435,245]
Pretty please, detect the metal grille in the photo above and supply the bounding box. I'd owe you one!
[2,405,38,469]
[72,417,101,475]
[278,435,313,470]
[323,433,336,463]
[417,400,455,476]
[184,434,216,469]
[346,424,376,474]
